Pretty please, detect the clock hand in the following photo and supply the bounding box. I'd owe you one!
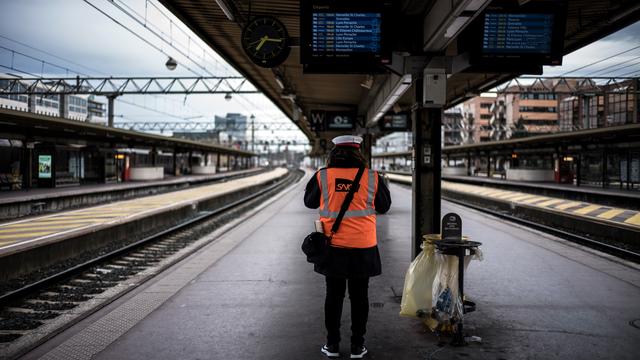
[265,38,282,43]
[256,36,268,51]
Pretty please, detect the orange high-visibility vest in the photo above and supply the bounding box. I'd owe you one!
[316,167,378,248]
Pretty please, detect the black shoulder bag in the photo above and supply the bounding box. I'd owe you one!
[302,167,365,265]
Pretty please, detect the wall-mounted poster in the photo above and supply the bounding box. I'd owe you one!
[38,155,52,179]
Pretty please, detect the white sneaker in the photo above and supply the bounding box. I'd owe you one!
[350,345,368,359]
[321,344,340,358]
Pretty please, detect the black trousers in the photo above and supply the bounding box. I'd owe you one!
[325,276,369,347]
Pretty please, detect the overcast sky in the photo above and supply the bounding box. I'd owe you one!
[0,0,639,142]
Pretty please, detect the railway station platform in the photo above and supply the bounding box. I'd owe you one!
[442,174,640,211]
[23,174,640,360]
[0,168,263,220]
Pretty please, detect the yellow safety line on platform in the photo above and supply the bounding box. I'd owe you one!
[2,220,100,227]
[441,180,640,230]
[573,204,603,215]
[597,209,626,219]
[624,213,640,226]
[554,201,583,210]
[500,193,526,200]
[509,194,538,202]
[0,231,55,240]
[520,196,548,204]
[536,199,565,207]
[0,223,96,233]
[0,169,287,250]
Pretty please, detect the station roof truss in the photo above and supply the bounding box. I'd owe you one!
[0,76,259,96]
[489,77,639,95]
[0,108,255,156]
[158,0,640,150]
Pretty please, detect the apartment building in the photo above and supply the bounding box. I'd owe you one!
[461,95,495,144]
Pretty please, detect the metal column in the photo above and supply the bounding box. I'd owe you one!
[411,77,442,259]
[107,94,118,128]
[362,133,373,168]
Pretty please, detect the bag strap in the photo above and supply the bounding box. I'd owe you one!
[330,167,366,237]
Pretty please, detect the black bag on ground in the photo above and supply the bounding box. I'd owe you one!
[302,167,365,265]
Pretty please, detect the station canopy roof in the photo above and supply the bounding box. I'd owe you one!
[159,0,640,152]
[0,108,254,156]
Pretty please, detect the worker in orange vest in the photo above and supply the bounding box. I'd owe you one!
[304,135,391,359]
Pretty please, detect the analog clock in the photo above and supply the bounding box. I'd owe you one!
[241,16,290,68]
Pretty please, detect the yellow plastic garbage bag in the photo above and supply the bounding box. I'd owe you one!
[399,235,440,319]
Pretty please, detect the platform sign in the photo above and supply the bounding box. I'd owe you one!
[310,110,356,131]
[461,0,567,70]
[379,113,409,130]
[38,155,52,179]
[482,13,554,54]
[300,0,392,73]
[441,213,462,242]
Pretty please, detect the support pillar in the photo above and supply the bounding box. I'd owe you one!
[216,153,221,173]
[362,133,373,168]
[107,94,118,128]
[487,154,491,177]
[151,146,157,166]
[172,149,178,176]
[411,77,442,259]
[576,153,581,187]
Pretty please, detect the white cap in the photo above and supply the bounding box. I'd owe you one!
[331,135,363,148]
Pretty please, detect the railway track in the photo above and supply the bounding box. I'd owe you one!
[386,175,640,264]
[0,169,302,359]
[443,196,640,263]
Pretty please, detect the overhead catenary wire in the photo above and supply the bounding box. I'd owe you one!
[560,44,640,76]
[106,0,282,122]
[583,53,640,77]
[90,0,283,123]
[82,0,201,76]
[0,45,79,76]
[0,34,103,76]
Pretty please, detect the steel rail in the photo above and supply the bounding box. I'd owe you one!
[0,170,297,306]
[386,176,640,263]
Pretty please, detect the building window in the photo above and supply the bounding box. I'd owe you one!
[520,106,557,113]
[36,95,59,109]
[480,114,491,119]
[68,96,88,114]
[480,102,492,109]
[520,93,557,100]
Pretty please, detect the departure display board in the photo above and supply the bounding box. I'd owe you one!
[462,0,567,68]
[301,0,391,73]
[379,113,409,131]
[311,12,382,56]
[482,13,554,54]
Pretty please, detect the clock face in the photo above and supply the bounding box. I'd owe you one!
[241,16,290,68]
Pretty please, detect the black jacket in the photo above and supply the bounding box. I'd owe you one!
[303,167,392,278]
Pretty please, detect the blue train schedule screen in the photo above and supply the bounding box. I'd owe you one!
[483,13,554,54]
[311,12,381,56]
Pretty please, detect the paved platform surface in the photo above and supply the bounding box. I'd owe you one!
[0,169,286,255]
[388,173,640,230]
[0,168,261,205]
[25,175,640,360]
